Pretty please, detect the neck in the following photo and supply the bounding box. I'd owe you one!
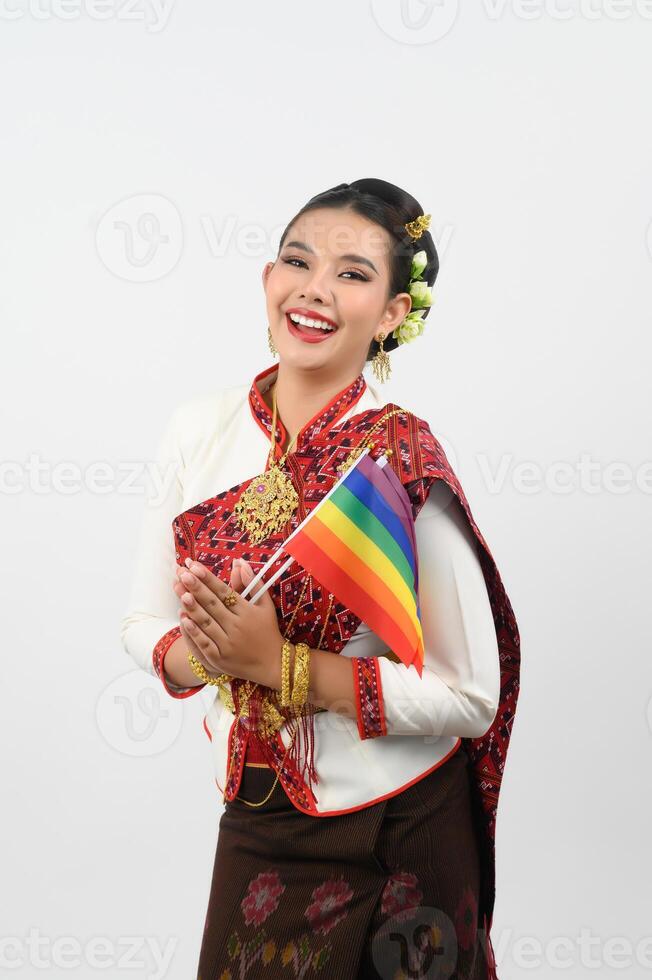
[263,361,363,447]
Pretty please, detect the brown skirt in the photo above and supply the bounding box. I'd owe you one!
[196,744,491,979]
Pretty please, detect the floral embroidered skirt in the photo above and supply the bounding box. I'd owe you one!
[196,743,489,980]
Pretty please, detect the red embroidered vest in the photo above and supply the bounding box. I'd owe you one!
[171,371,521,942]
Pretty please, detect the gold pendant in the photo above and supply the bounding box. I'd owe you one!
[233,461,299,544]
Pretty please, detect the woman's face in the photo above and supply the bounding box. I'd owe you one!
[262,207,411,376]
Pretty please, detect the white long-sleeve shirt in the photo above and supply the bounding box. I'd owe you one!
[120,366,501,814]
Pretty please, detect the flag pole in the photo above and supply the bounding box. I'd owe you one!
[241,447,380,604]
[247,554,295,604]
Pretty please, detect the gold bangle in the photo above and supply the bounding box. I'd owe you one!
[280,639,293,707]
[291,642,310,711]
[187,651,230,687]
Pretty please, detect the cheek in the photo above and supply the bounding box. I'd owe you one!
[265,267,290,306]
[340,287,385,329]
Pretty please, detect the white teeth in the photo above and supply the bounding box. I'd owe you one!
[288,312,336,332]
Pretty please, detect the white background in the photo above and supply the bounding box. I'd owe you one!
[2,1,651,977]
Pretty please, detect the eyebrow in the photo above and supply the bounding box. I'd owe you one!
[282,239,379,275]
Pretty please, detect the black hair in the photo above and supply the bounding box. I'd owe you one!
[276,177,439,361]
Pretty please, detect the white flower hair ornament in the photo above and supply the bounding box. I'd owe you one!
[395,249,433,345]
[371,213,434,383]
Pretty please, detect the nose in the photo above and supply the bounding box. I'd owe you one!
[298,270,331,305]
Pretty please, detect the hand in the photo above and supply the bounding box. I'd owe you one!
[172,558,246,679]
[174,557,284,689]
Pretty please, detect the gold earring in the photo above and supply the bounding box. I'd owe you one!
[371,332,391,384]
[267,326,277,356]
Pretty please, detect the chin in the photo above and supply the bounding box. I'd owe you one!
[282,347,335,368]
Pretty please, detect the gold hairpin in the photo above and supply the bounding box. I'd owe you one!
[404,213,431,240]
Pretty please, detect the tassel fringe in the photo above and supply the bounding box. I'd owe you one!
[285,701,319,796]
[232,681,319,799]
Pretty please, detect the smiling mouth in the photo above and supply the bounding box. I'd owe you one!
[285,311,339,343]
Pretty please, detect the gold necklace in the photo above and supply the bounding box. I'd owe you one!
[335,407,405,474]
[233,383,300,545]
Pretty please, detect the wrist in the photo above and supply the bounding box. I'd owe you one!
[258,633,294,692]
[305,647,357,720]
[161,636,206,690]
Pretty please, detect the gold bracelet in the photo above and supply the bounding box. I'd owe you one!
[187,652,230,687]
[280,639,293,707]
[291,642,310,711]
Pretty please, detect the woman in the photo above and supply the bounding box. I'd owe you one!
[121,178,521,979]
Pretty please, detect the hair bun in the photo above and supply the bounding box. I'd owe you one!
[349,177,404,209]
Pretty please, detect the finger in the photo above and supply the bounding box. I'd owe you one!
[179,588,229,650]
[229,561,245,592]
[179,563,244,634]
[183,558,246,614]
[174,572,213,601]
[178,566,231,621]
[180,613,224,673]
[240,560,275,609]
[232,559,256,595]
[178,559,246,606]
[179,617,211,666]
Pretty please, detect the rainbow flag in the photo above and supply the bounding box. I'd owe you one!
[283,451,425,675]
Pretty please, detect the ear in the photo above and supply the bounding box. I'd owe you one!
[375,291,412,341]
[262,261,275,290]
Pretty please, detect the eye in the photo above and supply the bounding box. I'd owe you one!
[282,257,369,281]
